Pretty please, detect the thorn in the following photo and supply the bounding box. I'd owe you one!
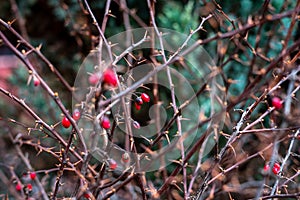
[123,56,132,67]
[107,13,116,18]
[128,52,137,60]
[165,134,170,144]
[169,159,181,165]
[7,19,16,26]
[36,44,43,51]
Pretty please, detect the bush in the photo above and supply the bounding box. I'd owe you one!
[0,0,299,199]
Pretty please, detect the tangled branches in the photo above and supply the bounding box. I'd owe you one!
[0,0,300,199]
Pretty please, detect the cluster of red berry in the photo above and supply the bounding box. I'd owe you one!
[90,69,119,130]
[106,153,130,172]
[261,99,283,176]
[89,68,118,87]
[69,69,143,176]
[99,93,151,130]
[15,172,36,192]
[134,93,150,110]
[130,93,151,130]
[61,109,81,129]
[263,162,281,175]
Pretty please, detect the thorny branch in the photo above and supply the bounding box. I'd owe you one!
[1,0,300,199]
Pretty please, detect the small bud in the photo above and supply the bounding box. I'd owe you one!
[133,121,140,129]
[263,164,270,171]
[109,159,117,170]
[72,109,81,121]
[33,76,40,87]
[122,153,130,163]
[135,97,143,105]
[89,73,100,85]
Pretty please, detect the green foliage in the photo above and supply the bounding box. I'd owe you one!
[18,0,38,16]
[158,1,199,36]
[224,61,249,96]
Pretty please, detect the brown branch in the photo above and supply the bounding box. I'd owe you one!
[0,87,96,176]
[0,19,73,92]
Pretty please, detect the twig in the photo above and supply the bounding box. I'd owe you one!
[0,30,88,156]
[100,14,212,107]
[52,129,76,199]
[146,0,189,197]
[7,130,49,200]
[0,19,73,92]
[0,87,96,176]
[82,0,113,62]
[270,129,300,195]
[261,192,300,199]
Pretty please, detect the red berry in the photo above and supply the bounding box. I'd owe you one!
[122,153,130,163]
[135,103,141,110]
[101,116,111,129]
[27,183,32,191]
[72,109,81,121]
[83,193,91,199]
[141,93,150,103]
[109,159,117,170]
[263,164,270,172]
[133,121,140,129]
[30,172,36,180]
[62,116,71,128]
[272,162,281,175]
[89,73,100,85]
[16,183,22,191]
[272,97,283,110]
[33,76,40,87]
[103,69,118,87]
[135,97,143,105]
